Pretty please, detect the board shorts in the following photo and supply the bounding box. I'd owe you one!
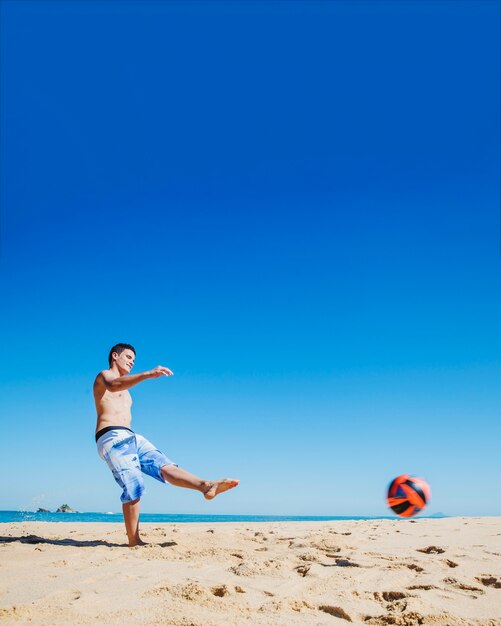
[96,428,177,503]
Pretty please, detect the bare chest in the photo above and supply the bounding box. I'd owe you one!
[101,389,132,412]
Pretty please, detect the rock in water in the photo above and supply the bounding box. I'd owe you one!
[56,504,75,513]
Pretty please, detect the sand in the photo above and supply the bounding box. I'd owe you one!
[0,517,499,625]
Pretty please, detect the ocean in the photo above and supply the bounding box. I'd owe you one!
[0,511,388,523]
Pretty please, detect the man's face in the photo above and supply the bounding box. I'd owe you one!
[114,349,135,374]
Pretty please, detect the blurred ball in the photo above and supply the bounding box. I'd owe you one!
[386,474,431,517]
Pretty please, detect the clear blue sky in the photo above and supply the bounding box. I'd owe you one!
[1,0,499,516]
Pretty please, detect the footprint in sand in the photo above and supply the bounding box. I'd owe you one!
[171,581,212,603]
[443,577,484,595]
[290,599,314,612]
[298,553,318,562]
[373,591,408,613]
[364,611,430,625]
[258,599,284,613]
[406,563,424,572]
[211,585,230,597]
[476,576,501,589]
[295,565,311,577]
[416,545,445,554]
[143,584,170,597]
[374,591,407,602]
[324,551,343,560]
[229,562,259,576]
[313,540,343,552]
[318,605,352,621]
[264,559,281,570]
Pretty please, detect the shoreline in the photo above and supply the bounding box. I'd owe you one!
[0,510,458,524]
[1,518,499,625]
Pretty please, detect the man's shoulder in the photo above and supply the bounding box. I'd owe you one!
[94,369,115,384]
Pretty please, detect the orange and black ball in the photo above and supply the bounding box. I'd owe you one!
[386,474,431,517]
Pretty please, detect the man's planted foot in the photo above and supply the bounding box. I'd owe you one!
[203,478,240,500]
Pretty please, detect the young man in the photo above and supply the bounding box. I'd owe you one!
[94,343,239,546]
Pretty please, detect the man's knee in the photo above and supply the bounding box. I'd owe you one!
[123,497,140,507]
[160,463,178,480]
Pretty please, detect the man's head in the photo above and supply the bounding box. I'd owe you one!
[108,343,136,373]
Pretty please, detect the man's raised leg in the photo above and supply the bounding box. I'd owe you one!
[160,465,239,500]
[122,498,145,547]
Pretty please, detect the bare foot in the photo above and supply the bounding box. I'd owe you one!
[203,478,240,500]
[128,539,148,547]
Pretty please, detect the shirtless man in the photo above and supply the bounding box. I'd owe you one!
[94,343,239,546]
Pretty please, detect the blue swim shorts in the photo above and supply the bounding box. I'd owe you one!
[96,428,177,503]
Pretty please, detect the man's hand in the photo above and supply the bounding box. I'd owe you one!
[148,366,174,378]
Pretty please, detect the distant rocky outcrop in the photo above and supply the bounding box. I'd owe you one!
[56,504,76,513]
[37,508,50,513]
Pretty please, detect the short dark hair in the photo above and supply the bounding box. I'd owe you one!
[108,343,136,367]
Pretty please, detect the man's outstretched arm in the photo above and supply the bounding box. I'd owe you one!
[97,366,173,392]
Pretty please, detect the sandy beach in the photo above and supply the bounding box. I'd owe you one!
[0,517,499,625]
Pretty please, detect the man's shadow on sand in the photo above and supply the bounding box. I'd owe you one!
[0,535,177,548]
